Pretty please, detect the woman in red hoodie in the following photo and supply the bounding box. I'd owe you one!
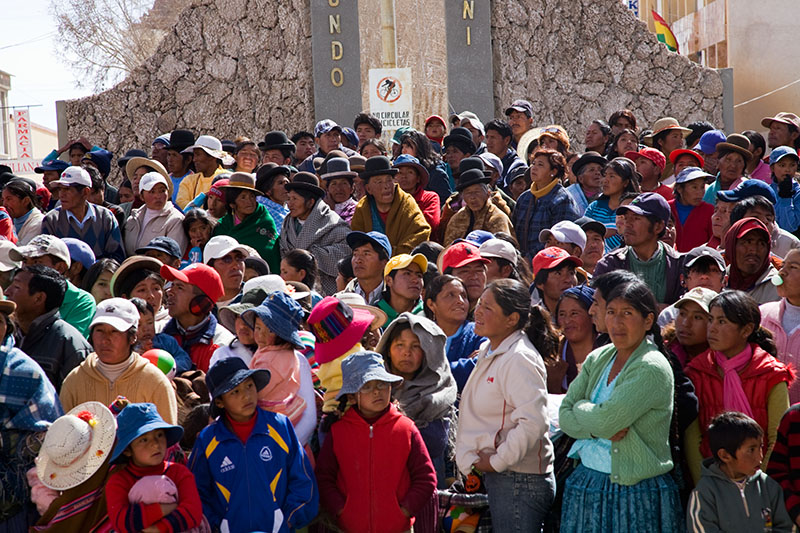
[684,290,793,484]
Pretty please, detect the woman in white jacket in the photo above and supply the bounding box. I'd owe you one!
[455,278,555,532]
[123,172,187,256]
[2,178,44,245]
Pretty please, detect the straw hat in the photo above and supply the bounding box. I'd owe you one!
[124,157,173,197]
[644,117,691,143]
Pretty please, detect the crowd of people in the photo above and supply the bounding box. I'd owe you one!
[3,102,800,532]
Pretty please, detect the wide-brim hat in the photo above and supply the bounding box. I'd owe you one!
[644,117,691,141]
[258,131,296,152]
[360,155,398,180]
[761,112,800,131]
[715,133,753,163]
[336,351,403,399]
[284,172,325,199]
[241,291,305,349]
[218,287,269,333]
[110,403,184,463]
[168,129,195,153]
[516,127,542,162]
[393,154,430,189]
[125,157,173,197]
[220,171,260,193]
[181,135,234,165]
[36,401,116,490]
[333,291,388,331]
[456,168,491,192]
[117,149,148,168]
[206,358,270,418]
[111,255,163,297]
[321,157,358,181]
[308,296,375,364]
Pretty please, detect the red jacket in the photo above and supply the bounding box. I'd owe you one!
[669,199,714,252]
[316,405,436,533]
[685,345,794,458]
[414,187,441,235]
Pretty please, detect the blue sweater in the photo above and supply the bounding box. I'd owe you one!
[42,202,125,262]
[512,183,580,259]
[445,321,486,391]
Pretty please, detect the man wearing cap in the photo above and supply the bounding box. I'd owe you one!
[762,112,800,151]
[658,246,726,327]
[297,120,356,173]
[594,192,685,305]
[539,220,587,261]
[439,241,490,310]
[321,157,358,224]
[728,194,800,260]
[702,133,753,206]
[161,263,235,373]
[123,172,187,256]
[136,236,182,269]
[479,238,519,282]
[34,159,70,210]
[626,147,674,201]
[176,135,231,209]
[81,148,119,205]
[456,112,487,155]
[504,99,534,147]
[202,235,249,307]
[645,117,690,180]
[42,166,125,263]
[696,129,726,176]
[165,129,195,203]
[151,133,171,168]
[376,253,427,327]
[344,231,392,305]
[2,177,44,245]
[443,169,513,246]
[351,156,431,255]
[10,234,97,336]
[258,131,296,166]
[575,217,607,275]
[724,218,780,304]
[531,247,581,314]
[62,238,95,286]
[442,127,477,180]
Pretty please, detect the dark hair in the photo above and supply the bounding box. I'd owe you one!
[234,139,256,154]
[590,270,640,300]
[534,261,576,289]
[120,179,133,191]
[129,297,155,316]
[359,138,388,156]
[291,131,314,144]
[602,157,641,196]
[412,241,444,265]
[485,120,513,140]
[608,109,637,131]
[606,128,639,159]
[3,179,40,212]
[492,232,533,285]
[423,274,465,319]
[84,165,106,194]
[741,130,766,161]
[684,255,724,277]
[81,258,121,294]
[353,113,383,135]
[182,207,218,236]
[118,269,163,300]
[709,290,777,356]
[532,149,567,180]
[729,196,775,226]
[400,130,441,168]
[591,119,612,137]
[708,411,764,463]
[524,305,560,362]
[686,121,716,148]
[224,187,257,214]
[22,264,67,312]
[283,249,318,291]
[338,255,354,279]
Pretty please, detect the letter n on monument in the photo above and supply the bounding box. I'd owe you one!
[311,0,362,126]
[445,0,493,120]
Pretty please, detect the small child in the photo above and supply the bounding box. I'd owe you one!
[242,291,317,447]
[105,403,205,533]
[189,358,318,533]
[669,166,715,252]
[315,351,437,532]
[131,297,192,374]
[769,146,800,233]
[687,411,792,532]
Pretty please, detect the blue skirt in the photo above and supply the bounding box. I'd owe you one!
[560,463,685,533]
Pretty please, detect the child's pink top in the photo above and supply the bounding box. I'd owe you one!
[249,344,306,425]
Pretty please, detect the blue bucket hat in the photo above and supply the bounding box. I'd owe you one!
[336,351,403,400]
[717,179,777,205]
[241,291,304,348]
[206,358,270,417]
[111,403,184,463]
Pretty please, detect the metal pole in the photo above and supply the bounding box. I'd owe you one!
[380,0,397,68]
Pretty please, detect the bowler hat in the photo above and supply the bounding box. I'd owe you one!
[117,149,148,168]
[168,129,195,153]
[255,163,291,194]
[572,151,608,176]
[258,131,296,152]
[715,133,753,163]
[360,155,398,180]
[443,127,477,155]
[456,169,491,192]
[284,172,325,199]
[458,156,491,177]
[321,157,357,181]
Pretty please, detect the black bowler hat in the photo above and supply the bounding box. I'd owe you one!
[572,151,608,177]
[168,130,195,153]
[258,131,296,152]
[458,156,491,177]
[443,127,477,155]
[456,169,491,192]
[117,149,148,168]
[284,172,325,199]
[359,156,398,181]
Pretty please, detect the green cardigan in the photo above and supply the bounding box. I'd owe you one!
[559,339,674,486]
[214,204,280,273]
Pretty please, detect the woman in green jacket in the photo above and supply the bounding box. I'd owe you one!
[214,172,280,273]
[559,280,684,532]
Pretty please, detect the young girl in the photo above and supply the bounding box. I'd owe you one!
[584,157,640,251]
[105,403,204,533]
[685,290,794,484]
[242,291,317,446]
[180,208,217,267]
[280,249,323,304]
[315,351,437,532]
[669,166,715,252]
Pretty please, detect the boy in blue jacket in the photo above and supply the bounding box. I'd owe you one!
[188,358,318,532]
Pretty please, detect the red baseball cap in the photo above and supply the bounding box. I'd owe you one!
[160,263,224,303]
[668,148,705,168]
[532,246,582,277]
[625,147,666,172]
[438,242,490,272]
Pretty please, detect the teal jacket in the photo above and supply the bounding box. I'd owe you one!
[214,203,279,273]
[559,338,674,485]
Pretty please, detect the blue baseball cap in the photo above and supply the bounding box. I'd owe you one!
[346,230,392,258]
[717,179,777,204]
[769,146,799,165]
[34,159,70,174]
[62,238,96,270]
[697,130,727,155]
[111,403,183,463]
[341,127,359,148]
[136,236,182,259]
[465,230,495,246]
[241,291,305,349]
[616,192,671,224]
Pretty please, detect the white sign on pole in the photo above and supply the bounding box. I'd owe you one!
[14,109,33,159]
[368,68,413,141]
[1,158,43,176]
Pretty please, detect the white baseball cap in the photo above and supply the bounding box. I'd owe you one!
[538,221,587,251]
[203,235,250,264]
[139,171,169,193]
[90,298,140,332]
[479,238,517,263]
[50,166,91,188]
[674,287,719,314]
[0,240,21,272]
[9,234,71,267]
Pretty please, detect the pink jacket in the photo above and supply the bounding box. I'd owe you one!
[761,299,800,403]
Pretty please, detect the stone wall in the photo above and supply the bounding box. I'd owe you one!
[491,0,723,148]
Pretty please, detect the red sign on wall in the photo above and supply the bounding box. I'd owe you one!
[14,109,32,159]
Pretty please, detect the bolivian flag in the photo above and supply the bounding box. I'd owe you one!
[652,10,679,53]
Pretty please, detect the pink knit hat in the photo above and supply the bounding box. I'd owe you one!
[308,296,373,364]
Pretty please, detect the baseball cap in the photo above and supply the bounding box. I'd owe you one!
[203,236,250,264]
[438,242,490,272]
[50,166,91,188]
[346,231,392,259]
[136,236,182,259]
[538,221,587,251]
[62,238,96,270]
[769,146,800,165]
[532,246,582,277]
[383,253,428,278]
[684,245,725,271]
[0,240,21,272]
[616,192,671,224]
[575,216,607,238]
[716,179,777,205]
[669,148,705,167]
[314,119,342,138]
[625,148,666,172]
[697,130,726,155]
[479,238,517,263]
[761,112,800,131]
[139,171,169,193]
[34,159,70,174]
[464,230,495,246]
[9,235,71,267]
[674,287,719,314]
[504,99,533,118]
[160,263,224,303]
[90,298,139,332]
[675,166,713,185]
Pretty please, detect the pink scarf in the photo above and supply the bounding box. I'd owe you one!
[714,345,754,417]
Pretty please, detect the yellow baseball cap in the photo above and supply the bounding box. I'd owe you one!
[384,253,428,278]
